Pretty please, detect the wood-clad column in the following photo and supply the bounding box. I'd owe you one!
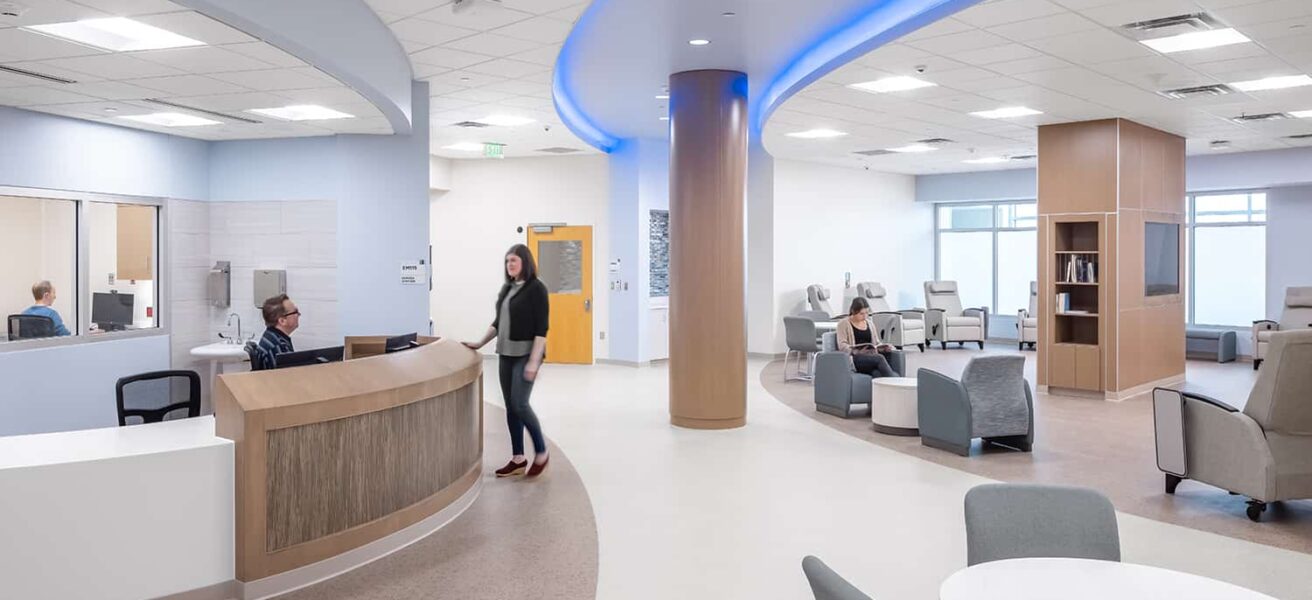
[668,69,748,429]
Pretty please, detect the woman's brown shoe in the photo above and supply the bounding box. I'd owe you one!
[526,455,549,478]
[495,459,527,477]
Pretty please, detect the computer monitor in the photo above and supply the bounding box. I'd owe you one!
[384,332,419,353]
[273,346,344,369]
[92,292,134,331]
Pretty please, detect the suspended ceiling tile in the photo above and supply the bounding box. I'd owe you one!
[0,84,101,105]
[493,15,573,44]
[409,45,493,68]
[134,11,256,45]
[131,46,276,74]
[953,0,1069,28]
[442,32,541,57]
[44,53,184,79]
[388,17,477,46]
[223,42,307,68]
[0,28,106,61]
[987,12,1102,42]
[462,57,545,78]
[416,2,534,30]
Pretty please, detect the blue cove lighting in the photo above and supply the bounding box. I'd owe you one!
[552,0,621,154]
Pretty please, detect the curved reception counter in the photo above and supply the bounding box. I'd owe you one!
[216,337,484,596]
[0,337,482,600]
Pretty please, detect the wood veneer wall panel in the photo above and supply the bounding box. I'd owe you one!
[1037,120,1117,215]
[265,384,478,551]
[1037,216,1051,386]
[667,69,748,429]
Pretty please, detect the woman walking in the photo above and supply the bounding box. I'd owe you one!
[464,244,551,478]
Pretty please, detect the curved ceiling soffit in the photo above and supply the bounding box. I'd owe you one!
[176,0,415,135]
[553,0,983,154]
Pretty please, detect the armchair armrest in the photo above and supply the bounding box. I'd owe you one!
[1181,390,1239,413]
[814,351,859,414]
[962,307,989,338]
[898,309,924,320]
[1252,319,1277,333]
[870,312,902,341]
[1180,393,1275,499]
[923,308,945,339]
[917,368,971,448]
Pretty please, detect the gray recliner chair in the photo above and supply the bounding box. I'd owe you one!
[856,282,926,352]
[923,281,988,350]
[814,331,906,418]
[1017,281,1038,351]
[807,284,842,319]
[801,556,873,600]
[1153,329,1312,521]
[918,355,1033,456]
[1252,286,1312,370]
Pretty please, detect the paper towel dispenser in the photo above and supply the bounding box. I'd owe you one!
[208,261,231,308]
[254,269,287,308]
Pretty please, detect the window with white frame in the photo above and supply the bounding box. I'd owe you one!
[935,201,1037,315]
[1188,191,1265,328]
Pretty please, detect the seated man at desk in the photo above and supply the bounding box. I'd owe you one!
[250,294,299,370]
[21,280,70,336]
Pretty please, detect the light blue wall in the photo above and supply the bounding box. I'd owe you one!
[0,106,209,200]
[607,139,671,363]
[207,136,338,201]
[0,335,171,436]
[1266,184,1312,321]
[916,167,1036,203]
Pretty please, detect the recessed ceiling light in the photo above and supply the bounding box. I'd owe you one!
[1230,75,1312,91]
[689,39,710,46]
[443,142,485,152]
[1291,109,1312,118]
[119,112,220,127]
[786,128,848,139]
[473,114,536,127]
[963,157,1009,164]
[659,116,669,121]
[102,107,118,113]
[849,76,936,94]
[971,106,1043,119]
[1140,28,1250,53]
[24,17,205,52]
[656,94,669,100]
[887,143,937,153]
[247,105,354,121]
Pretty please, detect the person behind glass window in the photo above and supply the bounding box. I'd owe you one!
[251,294,299,370]
[21,280,70,336]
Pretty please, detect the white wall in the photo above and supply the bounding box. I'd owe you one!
[430,155,610,358]
[0,196,75,325]
[772,160,931,352]
[87,202,155,329]
[1266,184,1312,322]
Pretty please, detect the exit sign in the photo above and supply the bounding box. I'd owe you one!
[483,143,504,158]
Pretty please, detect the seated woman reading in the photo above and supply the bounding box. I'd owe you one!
[835,297,897,378]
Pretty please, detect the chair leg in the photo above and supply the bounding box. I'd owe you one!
[940,341,947,350]
[957,341,964,347]
[918,343,925,352]
[978,341,985,350]
[1019,342,1024,351]
[783,350,794,382]
[1165,473,1183,494]
[1253,359,1262,371]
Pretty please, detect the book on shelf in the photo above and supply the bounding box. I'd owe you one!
[1055,292,1070,313]
[1060,254,1098,284]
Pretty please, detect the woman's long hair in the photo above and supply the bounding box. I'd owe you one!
[504,243,539,283]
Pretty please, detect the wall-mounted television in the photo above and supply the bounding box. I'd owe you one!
[1145,222,1179,296]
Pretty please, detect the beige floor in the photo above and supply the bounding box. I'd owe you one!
[762,344,1312,555]
[273,404,599,600]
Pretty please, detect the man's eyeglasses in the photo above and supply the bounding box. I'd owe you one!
[284,310,301,318]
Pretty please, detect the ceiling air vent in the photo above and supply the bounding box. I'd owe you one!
[1121,12,1219,39]
[1157,84,1234,100]
[0,64,77,84]
[916,137,955,145]
[1009,154,1036,161]
[452,120,490,128]
[537,147,581,154]
[1231,112,1289,123]
[853,149,895,156]
[1287,133,1312,140]
[143,99,261,123]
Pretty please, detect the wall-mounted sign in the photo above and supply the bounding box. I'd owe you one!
[400,260,427,285]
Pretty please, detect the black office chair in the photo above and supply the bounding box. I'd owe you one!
[115,370,201,426]
[7,314,55,341]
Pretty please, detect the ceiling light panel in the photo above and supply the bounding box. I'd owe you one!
[1140,28,1250,53]
[25,18,205,52]
[1291,110,1312,118]
[443,142,486,152]
[970,106,1043,119]
[119,112,220,127]
[247,105,355,121]
[786,128,848,139]
[963,156,1008,164]
[1230,75,1312,91]
[849,76,937,93]
[887,143,937,153]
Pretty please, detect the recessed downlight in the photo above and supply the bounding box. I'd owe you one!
[659,116,669,121]
[849,76,936,94]
[247,105,354,121]
[443,142,485,152]
[1230,75,1312,91]
[656,94,669,100]
[1140,28,1250,53]
[689,39,710,46]
[119,112,220,127]
[25,18,205,52]
[887,143,937,153]
[1291,109,1312,118]
[971,106,1042,119]
[786,128,848,139]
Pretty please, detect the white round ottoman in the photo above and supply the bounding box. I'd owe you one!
[871,376,919,436]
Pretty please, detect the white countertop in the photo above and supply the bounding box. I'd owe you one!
[0,416,230,470]
[190,341,250,360]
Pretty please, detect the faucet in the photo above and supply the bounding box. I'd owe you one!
[225,313,242,344]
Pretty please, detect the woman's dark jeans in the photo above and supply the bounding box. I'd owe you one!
[499,354,546,455]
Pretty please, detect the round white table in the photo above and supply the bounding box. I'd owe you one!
[940,558,1277,600]
[871,376,918,435]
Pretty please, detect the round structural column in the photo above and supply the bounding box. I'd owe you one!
[668,69,748,429]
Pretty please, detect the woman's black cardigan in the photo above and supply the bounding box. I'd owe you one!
[491,277,550,341]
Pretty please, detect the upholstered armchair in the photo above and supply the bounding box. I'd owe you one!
[1017,281,1038,351]
[1252,286,1312,370]
[1153,330,1312,522]
[807,284,842,319]
[856,282,926,352]
[814,332,906,418]
[918,355,1033,456]
[923,281,988,349]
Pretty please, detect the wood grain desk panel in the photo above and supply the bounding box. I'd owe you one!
[215,338,483,582]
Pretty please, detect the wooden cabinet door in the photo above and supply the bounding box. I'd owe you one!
[1075,344,1102,391]
[116,205,155,281]
[1049,344,1075,388]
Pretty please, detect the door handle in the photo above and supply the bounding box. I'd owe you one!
[584,298,592,312]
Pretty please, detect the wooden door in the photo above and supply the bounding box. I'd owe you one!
[527,225,592,364]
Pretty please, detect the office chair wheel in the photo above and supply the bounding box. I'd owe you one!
[1246,500,1266,522]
